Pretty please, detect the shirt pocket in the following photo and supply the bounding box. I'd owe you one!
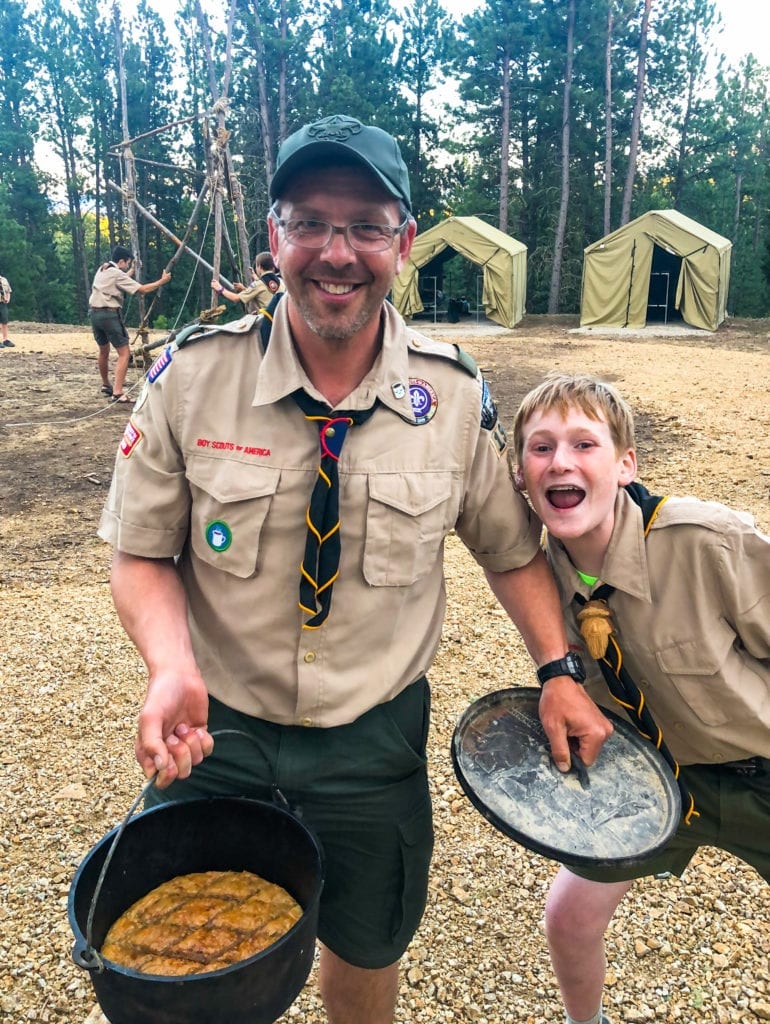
[654,617,738,727]
[187,457,280,578]
[364,473,458,586]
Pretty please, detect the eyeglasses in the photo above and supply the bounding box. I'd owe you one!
[273,217,408,253]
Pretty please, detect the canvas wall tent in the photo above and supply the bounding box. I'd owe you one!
[392,216,527,329]
[580,210,732,332]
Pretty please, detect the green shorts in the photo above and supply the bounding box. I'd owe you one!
[0,303,8,325]
[567,759,770,884]
[144,678,434,969]
[89,307,129,348]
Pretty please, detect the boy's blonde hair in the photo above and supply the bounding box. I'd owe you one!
[512,372,636,463]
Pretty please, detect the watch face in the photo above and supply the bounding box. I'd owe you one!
[566,652,586,681]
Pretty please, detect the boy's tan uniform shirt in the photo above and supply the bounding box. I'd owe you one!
[0,276,11,302]
[238,276,284,311]
[547,487,770,764]
[99,301,540,727]
[88,264,141,308]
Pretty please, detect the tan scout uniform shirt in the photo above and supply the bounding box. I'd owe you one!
[238,275,284,312]
[547,488,770,764]
[88,264,141,308]
[0,276,11,302]
[99,301,541,727]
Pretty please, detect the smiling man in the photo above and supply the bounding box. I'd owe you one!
[98,116,609,1024]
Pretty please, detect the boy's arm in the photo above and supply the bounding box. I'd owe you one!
[484,553,613,771]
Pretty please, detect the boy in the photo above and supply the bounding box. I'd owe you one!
[513,372,770,1024]
[211,251,284,312]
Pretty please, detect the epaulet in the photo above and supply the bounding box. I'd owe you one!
[406,333,478,378]
[146,315,259,384]
[172,314,258,350]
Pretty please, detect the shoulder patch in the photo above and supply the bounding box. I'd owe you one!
[406,333,478,378]
[480,377,499,431]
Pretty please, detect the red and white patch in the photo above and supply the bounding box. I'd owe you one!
[120,419,143,458]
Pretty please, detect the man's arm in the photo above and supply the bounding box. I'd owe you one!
[484,551,613,771]
[110,549,214,787]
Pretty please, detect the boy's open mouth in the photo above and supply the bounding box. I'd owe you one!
[547,485,585,509]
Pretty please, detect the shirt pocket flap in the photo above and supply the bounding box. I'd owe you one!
[187,457,280,503]
[368,474,454,517]
[655,617,735,676]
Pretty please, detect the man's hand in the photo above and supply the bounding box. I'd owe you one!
[136,667,215,788]
[538,677,613,772]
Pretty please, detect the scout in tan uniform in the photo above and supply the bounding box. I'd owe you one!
[212,251,285,312]
[513,372,770,1024]
[98,117,609,1024]
[0,271,13,347]
[88,245,171,402]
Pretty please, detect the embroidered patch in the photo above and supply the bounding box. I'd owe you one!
[409,378,438,425]
[205,520,232,552]
[480,378,498,431]
[490,420,507,456]
[147,344,173,383]
[119,419,143,458]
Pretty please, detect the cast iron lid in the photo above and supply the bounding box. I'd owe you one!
[452,687,681,867]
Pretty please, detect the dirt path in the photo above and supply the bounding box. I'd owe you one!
[0,316,768,1023]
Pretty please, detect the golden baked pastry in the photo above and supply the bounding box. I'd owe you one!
[101,870,302,976]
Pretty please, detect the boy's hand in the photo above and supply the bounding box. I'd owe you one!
[538,678,613,772]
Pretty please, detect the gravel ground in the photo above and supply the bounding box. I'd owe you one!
[0,316,768,1024]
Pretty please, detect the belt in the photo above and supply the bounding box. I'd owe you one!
[700,756,767,777]
[89,306,119,311]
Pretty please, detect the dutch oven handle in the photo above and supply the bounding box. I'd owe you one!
[72,728,293,972]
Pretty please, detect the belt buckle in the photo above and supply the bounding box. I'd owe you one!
[721,756,760,777]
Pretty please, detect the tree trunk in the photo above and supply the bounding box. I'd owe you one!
[548,0,575,313]
[252,0,276,183]
[672,19,699,206]
[498,42,512,234]
[620,0,652,225]
[113,5,148,344]
[603,2,614,235]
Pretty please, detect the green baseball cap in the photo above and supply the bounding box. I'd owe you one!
[270,114,412,211]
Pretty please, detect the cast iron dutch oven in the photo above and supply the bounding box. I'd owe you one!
[69,795,324,1024]
[452,687,681,868]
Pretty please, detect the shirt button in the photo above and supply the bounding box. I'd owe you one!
[304,651,316,663]
[712,751,724,761]
[299,716,314,727]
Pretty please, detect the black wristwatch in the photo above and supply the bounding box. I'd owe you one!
[536,652,586,687]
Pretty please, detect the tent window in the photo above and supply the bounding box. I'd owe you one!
[647,245,683,323]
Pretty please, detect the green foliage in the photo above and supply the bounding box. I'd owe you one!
[0,0,767,322]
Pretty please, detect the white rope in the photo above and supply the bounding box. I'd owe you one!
[3,201,218,431]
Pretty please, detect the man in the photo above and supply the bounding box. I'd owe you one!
[88,245,171,402]
[98,115,608,1024]
[0,271,13,347]
[212,250,285,312]
[513,372,770,1024]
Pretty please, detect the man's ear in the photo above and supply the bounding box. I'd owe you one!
[618,447,637,486]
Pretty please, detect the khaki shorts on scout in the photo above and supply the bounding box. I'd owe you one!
[89,307,129,348]
[568,759,770,884]
[144,678,434,968]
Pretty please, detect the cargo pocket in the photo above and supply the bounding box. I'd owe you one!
[655,618,740,727]
[390,796,434,950]
[364,473,458,586]
[187,456,280,578]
